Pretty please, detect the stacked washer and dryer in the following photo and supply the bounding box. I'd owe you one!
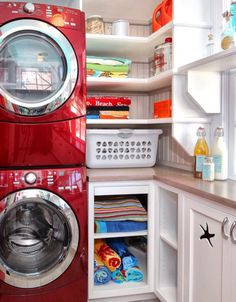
[0,2,87,302]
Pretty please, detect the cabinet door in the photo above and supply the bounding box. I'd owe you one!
[183,196,230,302]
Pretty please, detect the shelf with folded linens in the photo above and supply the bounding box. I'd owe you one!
[93,241,148,298]
[87,69,173,93]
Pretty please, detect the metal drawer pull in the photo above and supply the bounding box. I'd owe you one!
[230,221,236,243]
[222,217,230,238]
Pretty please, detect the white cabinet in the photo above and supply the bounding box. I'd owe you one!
[181,194,236,302]
[88,181,156,301]
[154,184,180,302]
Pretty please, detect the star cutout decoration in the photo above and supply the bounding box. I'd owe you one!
[200,223,215,247]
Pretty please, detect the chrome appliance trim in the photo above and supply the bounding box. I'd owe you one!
[0,189,79,288]
[0,19,78,115]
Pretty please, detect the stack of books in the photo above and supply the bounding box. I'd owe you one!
[86,96,131,120]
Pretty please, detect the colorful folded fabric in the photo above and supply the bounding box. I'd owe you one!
[87,97,131,107]
[94,239,121,272]
[87,56,132,78]
[111,269,126,283]
[123,266,144,282]
[94,253,112,285]
[86,115,100,119]
[100,111,129,119]
[106,239,138,271]
[87,106,130,111]
[94,196,147,221]
[94,220,147,233]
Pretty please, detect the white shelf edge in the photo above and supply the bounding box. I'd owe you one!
[86,22,173,62]
[87,70,173,92]
[160,233,178,250]
[156,287,177,302]
[87,118,172,125]
[94,230,148,239]
[177,46,236,73]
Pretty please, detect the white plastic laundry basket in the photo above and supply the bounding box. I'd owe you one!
[86,129,163,168]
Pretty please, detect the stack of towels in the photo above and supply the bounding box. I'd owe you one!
[94,196,147,233]
[94,238,144,285]
[86,96,131,120]
[87,56,132,78]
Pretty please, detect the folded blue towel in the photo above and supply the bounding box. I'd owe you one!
[106,239,138,270]
[95,220,147,233]
[86,115,100,119]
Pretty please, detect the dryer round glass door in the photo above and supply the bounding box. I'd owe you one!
[0,19,78,116]
[0,189,79,288]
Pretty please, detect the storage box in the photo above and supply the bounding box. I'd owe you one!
[154,99,172,118]
[86,129,163,168]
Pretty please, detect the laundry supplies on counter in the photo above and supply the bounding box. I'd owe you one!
[86,96,131,120]
[94,253,112,285]
[86,56,132,78]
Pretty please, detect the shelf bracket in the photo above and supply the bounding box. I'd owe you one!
[187,70,221,114]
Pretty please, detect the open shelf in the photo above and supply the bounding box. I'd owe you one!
[87,118,172,125]
[93,246,148,299]
[87,69,172,92]
[178,47,236,73]
[94,230,148,239]
[86,22,173,62]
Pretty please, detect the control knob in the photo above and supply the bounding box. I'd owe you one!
[25,172,37,185]
[23,2,35,13]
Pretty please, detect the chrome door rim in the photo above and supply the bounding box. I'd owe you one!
[0,19,78,115]
[0,189,79,288]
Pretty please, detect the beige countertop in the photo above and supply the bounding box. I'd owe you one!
[87,166,236,208]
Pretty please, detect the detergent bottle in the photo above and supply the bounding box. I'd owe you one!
[152,0,172,33]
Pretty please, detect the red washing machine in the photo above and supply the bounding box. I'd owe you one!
[0,2,86,168]
[0,166,87,302]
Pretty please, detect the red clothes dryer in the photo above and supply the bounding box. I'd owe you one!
[0,2,86,168]
[0,166,87,302]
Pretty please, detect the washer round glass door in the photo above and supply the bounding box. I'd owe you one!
[0,19,78,116]
[0,189,79,288]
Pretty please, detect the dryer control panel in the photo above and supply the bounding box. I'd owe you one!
[0,167,86,193]
[0,2,84,30]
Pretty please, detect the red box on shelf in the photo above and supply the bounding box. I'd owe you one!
[153,99,172,118]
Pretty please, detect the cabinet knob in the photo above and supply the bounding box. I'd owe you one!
[222,217,230,239]
[230,221,236,243]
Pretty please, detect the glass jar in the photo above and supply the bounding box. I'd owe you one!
[86,15,105,34]
[202,157,215,181]
[154,37,172,75]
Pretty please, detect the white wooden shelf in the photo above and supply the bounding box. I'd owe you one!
[178,46,236,73]
[94,230,148,239]
[87,70,172,92]
[157,287,177,302]
[87,118,172,125]
[92,247,148,299]
[160,233,177,251]
[86,22,173,62]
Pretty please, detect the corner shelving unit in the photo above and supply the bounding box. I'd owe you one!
[155,185,178,302]
[87,118,172,125]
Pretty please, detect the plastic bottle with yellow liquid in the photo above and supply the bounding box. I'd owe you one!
[194,127,209,178]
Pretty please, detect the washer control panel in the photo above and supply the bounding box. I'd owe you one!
[0,168,85,193]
